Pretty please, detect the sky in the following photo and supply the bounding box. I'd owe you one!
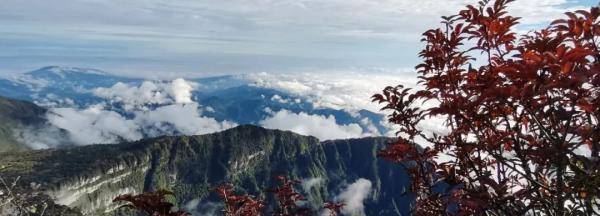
[0,0,597,77]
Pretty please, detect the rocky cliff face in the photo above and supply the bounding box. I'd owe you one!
[0,125,411,215]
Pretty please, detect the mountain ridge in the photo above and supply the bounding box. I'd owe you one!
[0,125,410,215]
[25,66,112,77]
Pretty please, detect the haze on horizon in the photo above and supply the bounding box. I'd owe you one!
[0,0,597,77]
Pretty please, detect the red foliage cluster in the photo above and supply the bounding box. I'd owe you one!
[112,189,189,216]
[115,177,343,216]
[322,201,344,216]
[215,183,266,216]
[265,176,309,216]
[216,176,344,216]
[373,0,600,215]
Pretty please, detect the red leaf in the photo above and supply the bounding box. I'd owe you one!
[561,62,573,74]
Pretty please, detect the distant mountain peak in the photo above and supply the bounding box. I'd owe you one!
[10,66,137,92]
[224,124,272,132]
[28,66,110,78]
[201,124,320,143]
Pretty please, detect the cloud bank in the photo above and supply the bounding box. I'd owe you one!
[47,105,142,145]
[13,125,71,149]
[93,78,196,109]
[260,109,365,140]
[21,70,452,147]
[246,70,418,113]
[134,103,235,137]
[45,78,235,145]
[246,70,458,147]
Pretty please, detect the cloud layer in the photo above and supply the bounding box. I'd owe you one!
[13,68,457,147]
[45,78,235,145]
[93,78,196,109]
[0,0,593,73]
[260,109,365,140]
[31,70,441,145]
[47,105,142,145]
[246,70,418,113]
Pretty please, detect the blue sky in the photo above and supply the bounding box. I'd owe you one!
[0,0,597,77]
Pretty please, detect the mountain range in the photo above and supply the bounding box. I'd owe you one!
[0,125,411,215]
[0,66,391,151]
[0,66,410,215]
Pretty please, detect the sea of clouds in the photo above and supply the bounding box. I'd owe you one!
[18,69,442,148]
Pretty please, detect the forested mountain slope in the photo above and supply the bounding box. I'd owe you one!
[0,125,411,215]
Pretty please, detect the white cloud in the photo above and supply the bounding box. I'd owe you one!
[246,69,418,113]
[259,109,365,140]
[184,199,200,213]
[12,125,71,149]
[184,199,224,216]
[204,106,215,113]
[247,70,456,146]
[360,118,381,137]
[508,0,589,25]
[134,103,236,137]
[170,78,195,104]
[47,105,143,145]
[93,81,168,107]
[271,94,290,104]
[0,0,582,39]
[92,78,197,109]
[31,94,76,108]
[336,178,372,215]
[39,79,234,146]
[24,70,448,147]
[246,70,426,140]
[302,177,324,192]
[192,201,223,216]
[45,102,235,145]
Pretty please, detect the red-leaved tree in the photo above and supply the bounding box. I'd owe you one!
[113,189,190,216]
[265,176,309,216]
[215,176,343,216]
[215,183,265,216]
[115,177,343,216]
[373,0,599,215]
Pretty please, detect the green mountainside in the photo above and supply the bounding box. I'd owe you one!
[0,125,411,215]
[0,96,48,152]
